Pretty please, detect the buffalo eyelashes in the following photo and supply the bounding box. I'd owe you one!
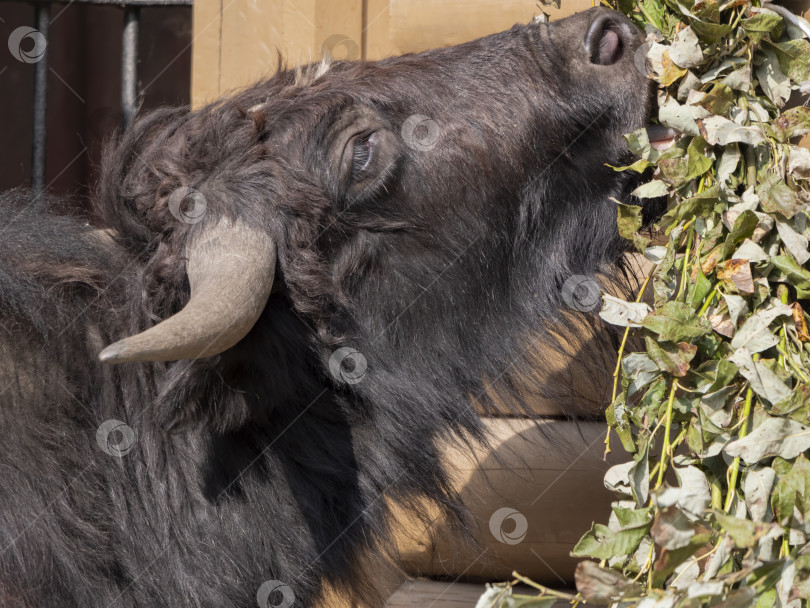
[351,134,374,177]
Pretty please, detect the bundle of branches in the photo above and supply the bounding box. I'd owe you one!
[479,0,810,606]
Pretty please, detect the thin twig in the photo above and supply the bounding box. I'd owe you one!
[604,270,655,458]
[724,383,754,512]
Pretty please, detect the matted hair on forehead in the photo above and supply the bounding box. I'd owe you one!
[295,54,334,87]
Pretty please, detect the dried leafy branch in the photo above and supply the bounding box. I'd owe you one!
[480,0,810,606]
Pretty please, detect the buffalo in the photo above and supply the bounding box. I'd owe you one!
[0,7,657,607]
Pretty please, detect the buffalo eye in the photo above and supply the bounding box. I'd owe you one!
[337,128,399,201]
[329,111,401,204]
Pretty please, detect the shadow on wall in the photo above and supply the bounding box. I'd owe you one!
[392,419,628,586]
[0,3,191,203]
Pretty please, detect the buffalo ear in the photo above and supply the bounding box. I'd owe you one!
[99,218,276,363]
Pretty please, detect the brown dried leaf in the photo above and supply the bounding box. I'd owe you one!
[709,308,736,338]
[651,507,700,550]
[702,246,722,274]
[793,302,810,342]
[575,561,642,605]
[717,259,755,294]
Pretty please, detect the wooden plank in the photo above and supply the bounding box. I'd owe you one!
[367,0,594,59]
[190,0,223,108]
[218,0,285,96]
[316,0,364,60]
[385,581,489,607]
[385,580,571,607]
[193,0,601,106]
[393,419,629,583]
[192,0,365,107]
[365,0,393,59]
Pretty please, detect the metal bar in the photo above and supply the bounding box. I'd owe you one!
[31,3,49,195]
[121,6,139,129]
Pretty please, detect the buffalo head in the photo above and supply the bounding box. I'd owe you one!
[98,8,652,409]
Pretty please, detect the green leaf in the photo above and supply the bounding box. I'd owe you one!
[670,26,704,69]
[772,383,810,425]
[742,11,783,44]
[689,359,738,394]
[729,303,792,354]
[641,0,667,31]
[572,521,651,560]
[754,588,777,608]
[633,179,671,198]
[631,376,668,427]
[659,156,690,186]
[651,530,712,588]
[625,128,660,162]
[476,585,558,608]
[716,143,741,184]
[776,220,810,265]
[771,255,810,298]
[772,106,810,143]
[691,19,731,43]
[689,264,712,309]
[723,414,810,463]
[642,301,712,342]
[699,84,734,116]
[714,512,780,548]
[723,210,760,259]
[685,136,714,180]
[700,115,766,146]
[645,336,698,377]
[609,158,653,173]
[743,466,776,522]
[614,506,653,528]
[749,561,786,594]
[622,352,660,396]
[771,454,810,523]
[600,294,652,327]
[660,185,720,229]
[617,204,643,241]
[757,173,802,219]
[770,38,810,83]
[756,50,791,108]
[607,396,637,453]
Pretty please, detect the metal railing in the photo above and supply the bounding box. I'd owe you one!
[3,0,193,192]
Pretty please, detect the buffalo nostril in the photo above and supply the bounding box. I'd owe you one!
[585,16,625,66]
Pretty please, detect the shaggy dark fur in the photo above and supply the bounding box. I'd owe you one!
[0,8,655,607]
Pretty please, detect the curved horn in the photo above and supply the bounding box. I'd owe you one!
[99,218,276,364]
